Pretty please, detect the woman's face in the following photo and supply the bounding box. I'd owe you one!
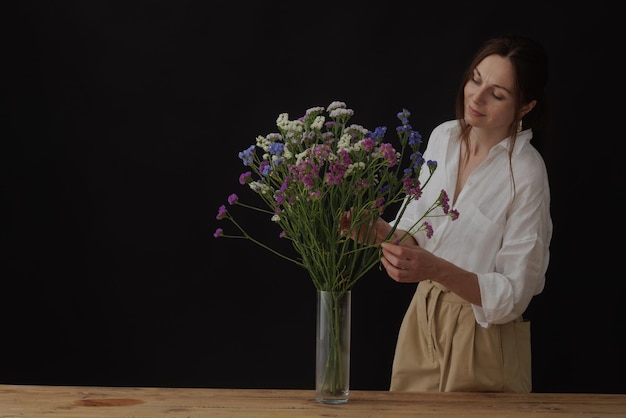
[463,54,517,134]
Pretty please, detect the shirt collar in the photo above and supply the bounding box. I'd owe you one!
[494,128,533,155]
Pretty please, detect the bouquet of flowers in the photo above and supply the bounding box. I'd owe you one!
[214,101,458,402]
[214,101,458,291]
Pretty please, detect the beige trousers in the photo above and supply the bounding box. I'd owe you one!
[390,280,531,392]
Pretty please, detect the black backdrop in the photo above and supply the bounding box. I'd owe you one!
[3,1,625,394]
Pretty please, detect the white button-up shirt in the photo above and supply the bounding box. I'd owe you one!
[391,120,552,327]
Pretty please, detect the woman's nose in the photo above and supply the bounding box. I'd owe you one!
[472,87,488,104]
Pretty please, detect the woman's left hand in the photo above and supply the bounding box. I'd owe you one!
[380,241,437,283]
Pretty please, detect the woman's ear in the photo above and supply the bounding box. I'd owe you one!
[520,99,537,118]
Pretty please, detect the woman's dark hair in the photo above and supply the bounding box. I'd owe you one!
[455,34,550,153]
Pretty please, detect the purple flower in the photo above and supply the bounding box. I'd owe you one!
[379,143,397,167]
[259,161,271,176]
[228,194,239,205]
[269,142,284,156]
[361,137,376,151]
[427,160,437,174]
[408,131,422,146]
[216,205,228,220]
[238,145,256,166]
[326,153,349,185]
[411,151,424,169]
[369,126,387,142]
[397,108,411,124]
[439,190,450,214]
[403,177,422,198]
[213,228,223,238]
[239,171,252,185]
[424,221,434,239]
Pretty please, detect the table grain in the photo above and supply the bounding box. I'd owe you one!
[1,384,625,417]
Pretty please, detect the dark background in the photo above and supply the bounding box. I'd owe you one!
[3,1,625,394]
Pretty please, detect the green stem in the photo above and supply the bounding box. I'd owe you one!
[317,291,350,397]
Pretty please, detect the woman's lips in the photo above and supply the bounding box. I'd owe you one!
[467,106,484,118]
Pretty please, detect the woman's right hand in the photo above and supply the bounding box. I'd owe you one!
[340,211,399,246]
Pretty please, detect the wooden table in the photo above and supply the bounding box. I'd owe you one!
[1,384,625,417]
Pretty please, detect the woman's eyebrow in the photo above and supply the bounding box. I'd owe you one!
[475,68,512,93]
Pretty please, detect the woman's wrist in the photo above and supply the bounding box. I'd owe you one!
[377,219,399,244]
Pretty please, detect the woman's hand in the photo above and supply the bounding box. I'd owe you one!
[380,241,482,306]
[380,241,437,283]
[340,210,385,245]
[341,210,415,247]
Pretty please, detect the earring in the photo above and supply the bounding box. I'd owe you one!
[517,120,523,133]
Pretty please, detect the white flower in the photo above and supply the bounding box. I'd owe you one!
[337,134,352,150]
[345,162,365,177]
[329,108,354,118]
[311,115,325,130]
[326,101,346,112]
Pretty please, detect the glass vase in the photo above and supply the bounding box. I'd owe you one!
[315,290,351,404]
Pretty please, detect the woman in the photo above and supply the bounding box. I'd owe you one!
[371,34,552,392]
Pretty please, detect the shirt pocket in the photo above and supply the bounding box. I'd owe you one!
[453,202,503,265]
